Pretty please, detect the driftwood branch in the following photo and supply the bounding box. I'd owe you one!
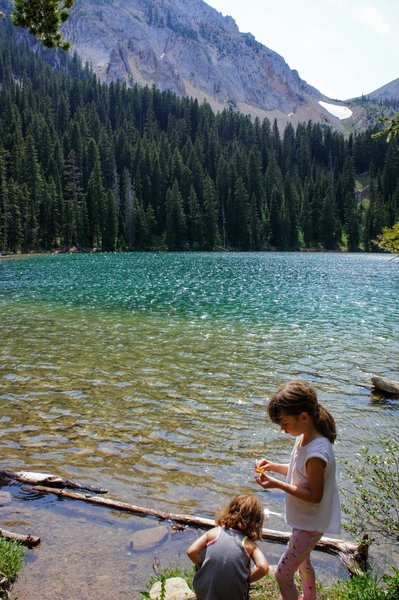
[0,527,40,548]
[0,470,107,494]
[29,484,367,574]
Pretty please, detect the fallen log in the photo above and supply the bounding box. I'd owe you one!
[0,470,108,494]
[28,484,215,528]
[29,484,367,575]
[371,375,399,395]
[0,527,40,548]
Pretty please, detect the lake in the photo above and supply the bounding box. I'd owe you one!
[1,252,398,598]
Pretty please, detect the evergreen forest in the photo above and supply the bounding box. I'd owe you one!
[0,18,398,254]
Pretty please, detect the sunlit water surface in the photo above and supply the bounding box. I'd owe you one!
[1,252,398,598]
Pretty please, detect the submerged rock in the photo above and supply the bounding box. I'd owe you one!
[129,524,169,551]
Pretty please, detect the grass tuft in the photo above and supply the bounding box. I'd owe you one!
[0,537,24,597]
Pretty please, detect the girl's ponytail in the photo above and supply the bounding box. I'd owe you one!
[315,403,336,444]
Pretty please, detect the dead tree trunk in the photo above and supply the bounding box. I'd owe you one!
[29,484,368,574]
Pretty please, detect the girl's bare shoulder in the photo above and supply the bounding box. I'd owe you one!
[206,526,220,541]
[243,536,257,555]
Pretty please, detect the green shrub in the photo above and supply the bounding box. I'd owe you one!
[342,436,399,545]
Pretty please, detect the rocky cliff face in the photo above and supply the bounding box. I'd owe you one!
[62,0,350,130]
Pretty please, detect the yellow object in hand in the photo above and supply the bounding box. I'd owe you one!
[255,465,266,476]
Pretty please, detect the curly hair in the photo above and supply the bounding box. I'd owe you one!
[215,494,264,540]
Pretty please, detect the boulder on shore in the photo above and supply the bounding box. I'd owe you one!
[149,577,196,600]
[371,375,399,395]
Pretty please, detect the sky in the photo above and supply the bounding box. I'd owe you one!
[205,0,398,101]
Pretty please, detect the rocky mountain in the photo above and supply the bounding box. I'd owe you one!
[365,77,399,103]
[1,0,395,132]
[61,0,357,131]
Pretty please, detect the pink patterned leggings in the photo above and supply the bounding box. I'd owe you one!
[275,528,323,600]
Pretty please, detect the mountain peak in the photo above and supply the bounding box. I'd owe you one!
[60,0,395,131]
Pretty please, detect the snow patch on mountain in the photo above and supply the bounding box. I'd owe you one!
[319,101,352,120]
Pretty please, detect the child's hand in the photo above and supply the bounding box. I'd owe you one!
[254,459,271,476]
[255,470,275,490]
[254,459,275,489]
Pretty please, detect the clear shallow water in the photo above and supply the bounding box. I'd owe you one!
[1,252,398,598]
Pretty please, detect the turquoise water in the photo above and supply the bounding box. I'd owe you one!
[1,251,398,507]
[0,252,398,598]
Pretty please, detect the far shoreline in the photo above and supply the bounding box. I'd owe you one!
[0,246,385,260]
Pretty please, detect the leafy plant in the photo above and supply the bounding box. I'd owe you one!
[373,223,399,255]
[342,436,399,545]
[373,113,399,144]
[0,537,24,597]
[140,575,166,600]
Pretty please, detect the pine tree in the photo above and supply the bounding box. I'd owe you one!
[21,135,44,248]
[186,186,203,249]
[229,177,250,250]
[102,189,118,251]
[342,156,359,250]
[301,180,313,248]
[121,168,135,250]
[165,179,187,250]
[382,143,399,200]
[7,181,23,252]
[63,150,83,248]
[249,193,261,250]
[0,148,10,253]
[203,175,218,250]
[284,176,300,249]
[86,158,106,248]
[269,187,284,248]
[319,186,338,250]
[215,155,229,248]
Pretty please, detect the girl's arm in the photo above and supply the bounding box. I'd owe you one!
[256,458,289,477]
[244,539,269,583]
[256,457,326,504]
[187,527,218,566]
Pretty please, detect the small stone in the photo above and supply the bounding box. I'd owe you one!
[0,492,12,506]
[149,577,196,600]
[129,525,169,551]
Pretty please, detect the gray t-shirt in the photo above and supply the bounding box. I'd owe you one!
[193,526,251,600]
[286,435,341,535]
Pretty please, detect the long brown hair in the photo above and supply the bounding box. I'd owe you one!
[267,380,337,443]
[216,494,264,540]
